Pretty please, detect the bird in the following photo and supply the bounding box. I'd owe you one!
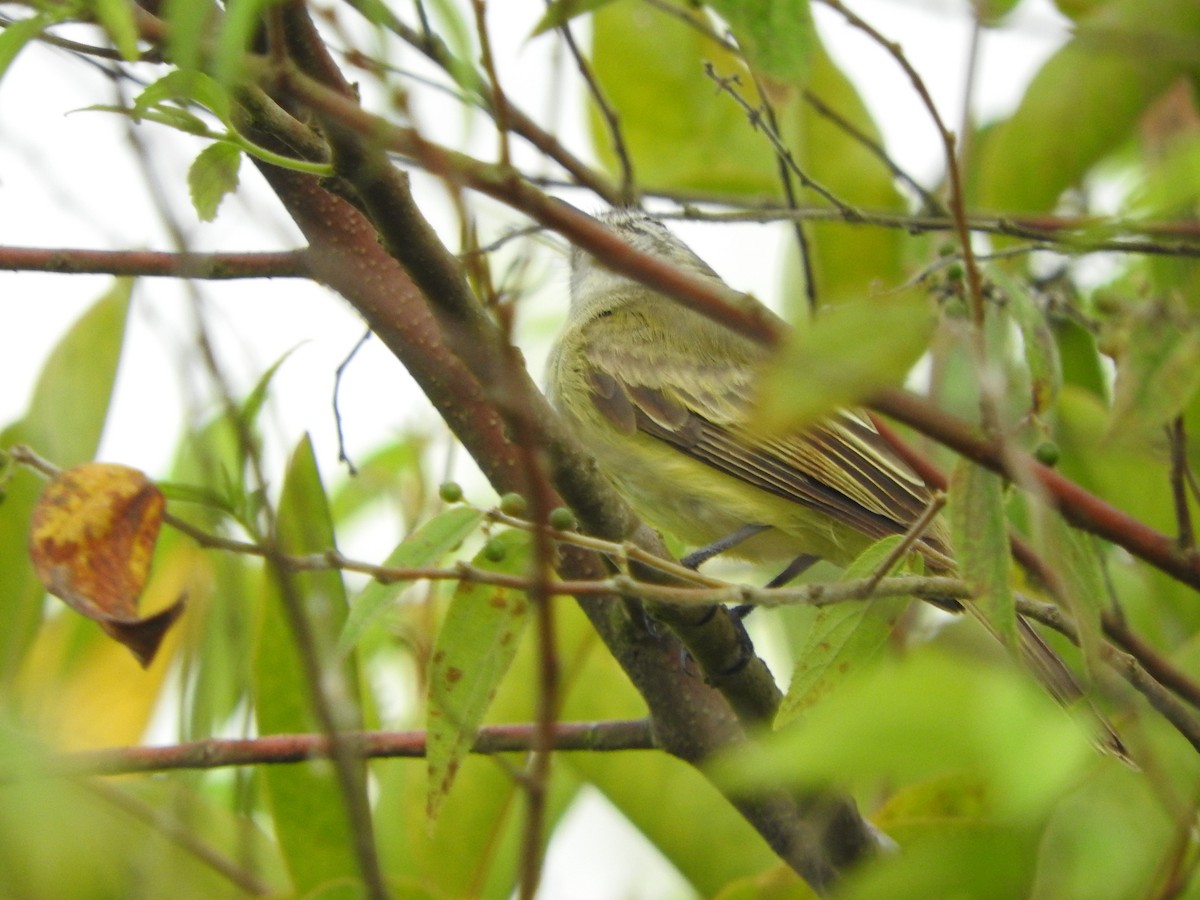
[547,208,1125,757]
[547,208,951,575]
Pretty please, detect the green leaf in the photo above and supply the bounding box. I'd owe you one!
[0,13,56,82]
[375,594,596,898]
[569,750,784,897]
[947,460,1018,652]
[328,435,428,525]
[590,1,778,194]
[975,0,1200,212]
[426,529,532,822]
[215,0,284,84]
[90,0,141,61]
[777,536,909,726]
[990,268,1061,417]
[1034,517,1106,681]
[776,48,908,312]
[1054,316,1108,402]
[839,822,1038,899]
[973,0,1023,25]
[24,279,131,466]
[752,293,934,435]
[337,505,485,655]
[132,70,234,128]
[161,0,217,75]
[187,141,242,222]
[255,436,361,893]
[1107,300,1200,440]
[532,0,617,35]
[0,282,129,682]
[707,0,816,85]
[711,652,1093,821]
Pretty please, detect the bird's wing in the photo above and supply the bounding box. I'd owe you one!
[581,306,943,549]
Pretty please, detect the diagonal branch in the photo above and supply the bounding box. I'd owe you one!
[223,16,880,890]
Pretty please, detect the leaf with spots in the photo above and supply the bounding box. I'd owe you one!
[28,462,182,666]
[776,536,909,727]
[426,528,533,823]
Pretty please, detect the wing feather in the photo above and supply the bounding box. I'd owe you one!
[579,306,946,554]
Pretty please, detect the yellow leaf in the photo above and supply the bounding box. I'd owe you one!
[29,462,182,666]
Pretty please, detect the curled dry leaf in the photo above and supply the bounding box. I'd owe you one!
[29,462,183,667]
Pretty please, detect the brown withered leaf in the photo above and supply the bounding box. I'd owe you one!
[29,463,183,667]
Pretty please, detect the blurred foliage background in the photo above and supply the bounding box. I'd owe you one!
[3,0,1200,897]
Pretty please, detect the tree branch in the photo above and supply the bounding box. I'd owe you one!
[28,720,656,779]
[231,30,877,891]
[0,246,311,278]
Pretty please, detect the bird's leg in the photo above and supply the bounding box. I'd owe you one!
[684,524,771,629]
[733,554,820,619]
[680,523,770,570]
[766,554,820,588]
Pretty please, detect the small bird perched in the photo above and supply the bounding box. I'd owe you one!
[547,208,950,575]
[547,208,1125,756]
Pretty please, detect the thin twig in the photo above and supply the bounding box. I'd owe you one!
[471,0,512,168]
[1168,418,1196,551]
[754,71,818,314]
[82,780,275,895]
[333,329,372,475]
[26,720,656,780]
[800,89,944,215]
[551,1,635,201]
[864,493,948,593]
[705,64,861,221]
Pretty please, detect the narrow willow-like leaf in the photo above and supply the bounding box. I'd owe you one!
[947,460,1018,652]
[129,70,237,134]
[91,0,140,61]
[0,284,131,680]
[376,582,596,897]
[337,505,485,655]
[426,529,533,822]
[24,280,131,466]
[255,436,360,892]
[777,536,908,727]
[0,13,55,82]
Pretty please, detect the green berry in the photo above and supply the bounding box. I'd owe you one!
[483,537,508,562]
[548,507,576,530]
[1033,441,1060,467]
[946,262,964,282]
[499,492,527,517]
[438,481,464,503]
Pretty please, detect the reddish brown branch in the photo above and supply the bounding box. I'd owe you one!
[0,246,311,279]
[872,388,1200,592]
[241,61,872,889]
[29,720,656,779]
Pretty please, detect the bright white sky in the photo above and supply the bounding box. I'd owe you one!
[0,1,1072,896]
